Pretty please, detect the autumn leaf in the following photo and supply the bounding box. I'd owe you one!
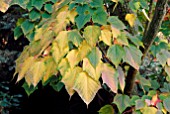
[0,0,12,13]
[125,14,136,27]
[73,72,101,106]
[117,66,125,92]
[111,0,118,3]
[99,29,112,46]
[66,49,80,68]
[84,26,101,47]
[62,67,82,97]
[101,63,118,93]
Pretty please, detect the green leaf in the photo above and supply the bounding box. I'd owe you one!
[113,94,130,113]
[42,12,51,18]
[87,47,102,68]
[130,95,140,106]
[21,20,34,35]
[76,4,89,15]
[90,0,103,7]
[107,44,125,67]
[123,45,142,70]
[117,33,129,46]
[163,97,170,112]
[44,3,53,13]
[32,0,44,10]
[139,0,149,9]
[135,99,145,110]
[98,105,114,114]
[29,9,41,21]
[75,14,91,30]
[92,8,107,25]
[22,82,38,96]
[84,25,101,47]
[156,49,170,67]
[68,30,83,47]
[108,16,126,30]
[73,72,101,105]
[51,82,64,92]
[14,26,23,40]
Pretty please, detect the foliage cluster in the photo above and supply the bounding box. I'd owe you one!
[0,0,170,113]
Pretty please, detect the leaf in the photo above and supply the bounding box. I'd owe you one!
[117,66,125,92]
[68,30,83,47]
[25,60,46,87]
[112,27,121,38]
[116,32,129,46]
[107,44,125,67]
[113,94,130,113]
[87,47,102,68]
[17,56,35,82]
[14,26,23,40]
[62,67,82,97]
[108,16,126,30]
[125,14,136,27]
[44,3,53,13]
[21,20,34,35]
[52,31,69,64]
[163,97,170,112]
[58,58,70,76]
[101,63,118,93]
[98,105,114,114]
[32,0,44,10]
[92,8,107,25]
[90,0,103,7]
[75,14,91,30]
[10,0,29,9]
[123,46,142,70]
[142,107,158,114]
[77,40,92,60]
[100,29,112,46]
[22,82,38,96]
[29,9,41,21]
[66,49,80,68]
[73,72,101,105]
[165,65,170,79]
[42,57,58,83]
[156,49,170,67]
[111,0,118,3]
[84,25,101,47]
[0,0,12,13]
[135,99,145,110]
[83,58,102,80]
[67,9,78,23]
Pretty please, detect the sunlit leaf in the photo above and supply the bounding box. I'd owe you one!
[10,0,29,9]
[101,63,118,93]
[58,58,70,76]
[141,107,158,114]
[113,94,130,113]
[62,67,82,97]
[68,30,83,47]
[66,49,80,68]
[84,25,101,47]
[73,72,101,105]
[100,29,112,46]
[17,56,35,82]
[125,14,136,27]
[0,0,12,13]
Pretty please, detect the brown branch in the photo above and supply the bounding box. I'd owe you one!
[124,0,168,96]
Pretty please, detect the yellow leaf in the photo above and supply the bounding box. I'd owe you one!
[25,60,46,87]
[66,49,80,68]
[68,9,77,23]
[112,27,120,38]
[17,56,35,82]
[42,57,58,83]
[58,58,70,76]
[125,14,136,27]
[62,67,82,97]
[0,0,12,13]
[73,72,101,105]
[83,58,102,80]
[77,40,92,60]
[100,29,112,46]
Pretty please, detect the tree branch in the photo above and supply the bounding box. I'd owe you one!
[124,0,168,96]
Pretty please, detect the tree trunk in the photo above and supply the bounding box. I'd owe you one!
[124,0,168,96]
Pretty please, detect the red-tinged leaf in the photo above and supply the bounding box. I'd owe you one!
[117,66,125,92]
[151,94,162,106]
[0,0,12,13]
[101,63,118,93]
